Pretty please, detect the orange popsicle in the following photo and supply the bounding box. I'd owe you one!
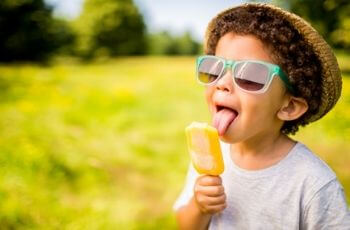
[185,122,224,175]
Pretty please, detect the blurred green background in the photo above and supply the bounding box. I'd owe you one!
[0,0,349,229]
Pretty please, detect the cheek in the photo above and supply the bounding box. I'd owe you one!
[243,80,286,120]
[205,86,214,104]
[241,96,276,124]
[205,86,216,114]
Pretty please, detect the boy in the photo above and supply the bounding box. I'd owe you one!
[174,3,350,229]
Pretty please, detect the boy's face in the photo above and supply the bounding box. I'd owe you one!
[205,32,289,143]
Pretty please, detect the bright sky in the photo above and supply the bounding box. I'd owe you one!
[45,0,273,42]
[133,0,248,42]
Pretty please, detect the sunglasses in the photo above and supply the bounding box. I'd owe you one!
[196,55,294,94]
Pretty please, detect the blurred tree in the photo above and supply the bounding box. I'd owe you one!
[0,0,75,62]
[147,31,201,55]
[72,0,147,58]
[172,32,201,55]
[274,0,350,49]
[147,31,173,55]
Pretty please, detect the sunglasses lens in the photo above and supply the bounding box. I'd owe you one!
[234,62,269,91]
[198,58,224,84]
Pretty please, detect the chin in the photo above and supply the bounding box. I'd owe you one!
[218,129,238,144]
[219,136,234,144]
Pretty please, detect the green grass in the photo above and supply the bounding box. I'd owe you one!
[0,56,349,229]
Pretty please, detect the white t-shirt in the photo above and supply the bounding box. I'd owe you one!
[173,142,350,229]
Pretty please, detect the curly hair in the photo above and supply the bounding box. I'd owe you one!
[206,5,323,135]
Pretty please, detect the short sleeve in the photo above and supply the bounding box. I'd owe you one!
[173,163,199,211]
[302,179,350,229]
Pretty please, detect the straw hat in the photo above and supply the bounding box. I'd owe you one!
[204,3,342,122]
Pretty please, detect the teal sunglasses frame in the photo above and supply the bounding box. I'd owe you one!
[196,55,295,94]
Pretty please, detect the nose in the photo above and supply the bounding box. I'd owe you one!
[215,69,234,93]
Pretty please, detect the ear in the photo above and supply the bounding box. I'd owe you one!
[277,96,308,121]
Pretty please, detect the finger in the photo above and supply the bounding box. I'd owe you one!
[204,194,226,206]
[197,175,222,186]
[195,184,225,197]
[204,203,227,214]
[195,193,226,206]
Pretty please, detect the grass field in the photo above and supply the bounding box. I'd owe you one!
[0,56,349,229]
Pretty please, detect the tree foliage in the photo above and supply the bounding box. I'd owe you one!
[72,0,147,58]
[275,0,350,49]
[0,0,75,62]
[147,31,201,55]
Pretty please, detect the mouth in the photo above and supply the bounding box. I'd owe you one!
[215,105,238,115]
[213,104,238,136]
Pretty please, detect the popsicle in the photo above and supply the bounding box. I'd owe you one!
[185,122,224,175]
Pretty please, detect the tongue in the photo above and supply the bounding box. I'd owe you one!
[212,108,237,136]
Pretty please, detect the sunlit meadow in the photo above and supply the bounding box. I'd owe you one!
[0,55,349,229]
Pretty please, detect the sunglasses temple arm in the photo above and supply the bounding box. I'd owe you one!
[278,71,295,94]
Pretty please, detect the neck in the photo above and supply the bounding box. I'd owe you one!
[230,130,295,170]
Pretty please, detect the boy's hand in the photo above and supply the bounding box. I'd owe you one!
[193,175,226,214]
